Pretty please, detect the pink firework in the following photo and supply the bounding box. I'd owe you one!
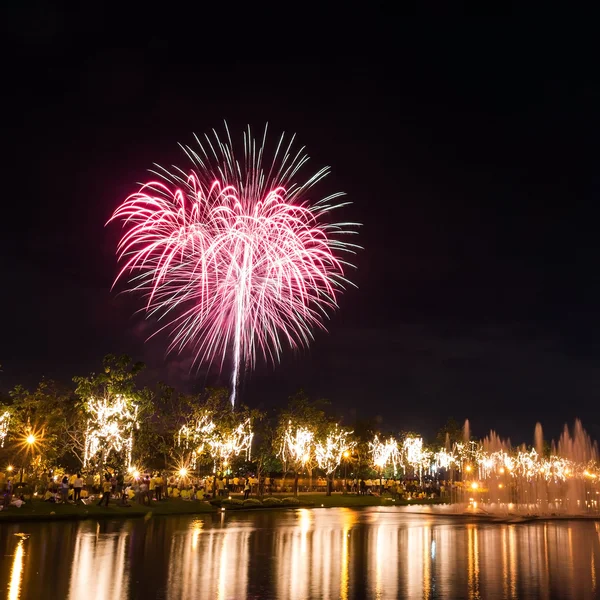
[110,125,359,406]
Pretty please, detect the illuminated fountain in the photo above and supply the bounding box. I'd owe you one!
[446,419,600,516]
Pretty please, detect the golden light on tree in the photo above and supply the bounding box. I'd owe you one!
[315,425,356,495]
[178,412,253,472]
[369,435,400,474]
[401,436,432,482]
[0,411,10,448]
[278,423,314,470]
[83,393,139,468]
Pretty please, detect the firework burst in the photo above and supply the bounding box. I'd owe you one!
[110,124,359,406]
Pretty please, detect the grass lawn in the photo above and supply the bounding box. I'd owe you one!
[0,493,448,523]
[0,498,216,522]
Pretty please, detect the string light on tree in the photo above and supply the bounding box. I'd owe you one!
[178,413,253,471]
[278,423,315,470]
[83,394,139,468]
[315,426,356,495]
[369,435,400,474]
[0,411,10,448]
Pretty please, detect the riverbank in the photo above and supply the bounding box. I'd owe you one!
[0,493,447,523]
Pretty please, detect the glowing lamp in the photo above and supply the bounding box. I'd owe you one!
[343,451,350,458]
[465,465,472,473]
[26,434,36,445]
[179,468,188,478]
[7,465,13,472]
[471,482,479,490]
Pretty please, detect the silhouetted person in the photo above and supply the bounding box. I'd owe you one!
[73,473,83,503]
[98,474,111,507]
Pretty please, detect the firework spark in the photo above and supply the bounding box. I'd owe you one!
[110,124,359,407]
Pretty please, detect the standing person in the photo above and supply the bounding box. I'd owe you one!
[39,471,49,495]
[85,472,94,494]
[60,477,69,503]
[155,472,163,501]
[217,477,225,497]
[73,473,84,503]
[243,480,251,500]
[139,477,148,505]
[4,479,13,507]
[145,475,153,505]
[97,474,111,507]
[116,472,124,499]
[149,473,156,501]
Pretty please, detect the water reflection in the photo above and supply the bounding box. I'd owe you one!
[8,536,25,600]
[167,519,251,599]
[274,508,359,599]
[68,527,130,599]
[2,509,600,599]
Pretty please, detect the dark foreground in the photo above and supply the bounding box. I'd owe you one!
[2,507,599,599]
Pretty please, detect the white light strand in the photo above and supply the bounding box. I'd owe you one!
[0,411,10,448]
[83,394,139,468]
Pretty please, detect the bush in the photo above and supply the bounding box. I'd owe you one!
[243,498,262,507]
[222,498,244,507]
[281,496,301,506]
[262,497,282,506]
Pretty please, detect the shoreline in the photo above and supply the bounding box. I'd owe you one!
[1,496,600,525]
[0,495,443,524]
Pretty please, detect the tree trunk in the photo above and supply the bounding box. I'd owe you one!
[293,472,299,497]
[326,474,333,496]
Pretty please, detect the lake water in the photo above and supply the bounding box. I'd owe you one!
[2,507,599,599]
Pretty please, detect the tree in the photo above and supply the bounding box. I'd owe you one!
[177,388,259,492]
[314,424,356,495]
[74,354,147,474]
[5,380,77,476]
[275,392,329,495]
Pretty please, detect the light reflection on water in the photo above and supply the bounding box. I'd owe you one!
[2,508,600,599]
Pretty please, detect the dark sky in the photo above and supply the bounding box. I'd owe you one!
[3,11,600,444]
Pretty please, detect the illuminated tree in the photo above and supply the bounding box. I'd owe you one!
[74,355,146,473]
[83,393,139,468]
[400,435,432,483]
[0,410,10,448]
[369,435,400,492]
[177,388,258,494]
[178,410,254,473]
[315,425,356,495]
[278,423,315,495]
[275,392,329,495]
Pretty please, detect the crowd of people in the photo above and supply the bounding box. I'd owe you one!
[1,469,263,508]
[1,468,448,509]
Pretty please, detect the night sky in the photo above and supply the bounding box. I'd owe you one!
[3,13,600,444]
